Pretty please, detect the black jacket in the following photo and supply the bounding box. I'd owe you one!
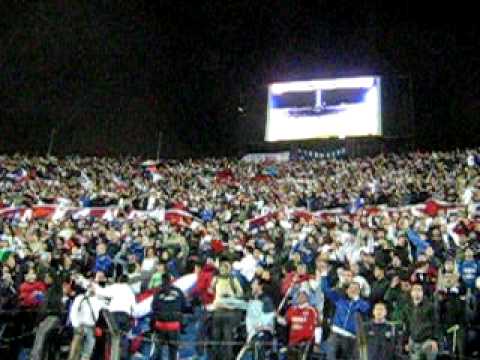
[151,285,186,323]
[364,321,397,360]
[370,277,390,304]
[402,299,439,343]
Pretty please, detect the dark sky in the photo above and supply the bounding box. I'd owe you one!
[0,1,479,156]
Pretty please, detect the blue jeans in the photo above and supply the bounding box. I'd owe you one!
[111,312,132,360]
[76,326,96,359]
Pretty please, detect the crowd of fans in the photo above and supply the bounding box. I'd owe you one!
[1,149,480,360]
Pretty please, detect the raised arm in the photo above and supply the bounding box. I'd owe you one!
[321,275,341,303]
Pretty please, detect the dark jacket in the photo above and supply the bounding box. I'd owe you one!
[364,321,397,360]
[369,277,390,304]
[384,287,410,324]
[402,299,439,343]
[436,287,466,329]
[151,285,186,323]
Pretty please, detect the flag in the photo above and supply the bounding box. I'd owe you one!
[248,211,277,230]
[164,209,193,225]
[132,273,198,318]
[293,209,314,221]
[291,147,346,161]
[423,199,442,217]
[6,168,29,183]
[31,205,57,219]
[215,169,235,184]
[0,207,26,220]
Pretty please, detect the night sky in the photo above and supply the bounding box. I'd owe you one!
[0,1,479,157]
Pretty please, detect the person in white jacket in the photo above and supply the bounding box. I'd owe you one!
[68,291,105,360]
[89,275,136,360]
[92,274,136,322]
[232,246,258,285]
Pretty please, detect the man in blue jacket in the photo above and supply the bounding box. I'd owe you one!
[458,247,479,290]
[94,243,113,277]
[321,275,370,360]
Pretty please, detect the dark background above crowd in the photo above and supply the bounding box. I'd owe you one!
[1,1,479,157]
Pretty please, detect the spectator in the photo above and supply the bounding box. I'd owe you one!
[209,260,243,360]
[150,273,187,360]
[19,268,47,309]
[402,284,439,360]
[364,302,398,360]
[436,271,466,357]
[458,247,479,290]
[68,290,104,360]
[278,290,317,359]
[369,265,389,304]
[1,149,480,359]
[91,274,136,360]
[321,276,370,360]
[94,243,113,278]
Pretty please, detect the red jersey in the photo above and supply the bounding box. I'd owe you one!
[286,304,318,345]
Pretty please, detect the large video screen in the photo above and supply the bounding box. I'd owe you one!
[265,76,382,141]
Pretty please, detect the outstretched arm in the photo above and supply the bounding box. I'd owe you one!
[321,276,341,303]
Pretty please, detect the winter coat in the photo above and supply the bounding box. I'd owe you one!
[436,287,467,329]
[384,287,410,324]
[245,294,275,340]
[369,277,390,304]
[402,299,439,343]
[321,276,370,337]
[364,321,397,360]
[151,285,186,323]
